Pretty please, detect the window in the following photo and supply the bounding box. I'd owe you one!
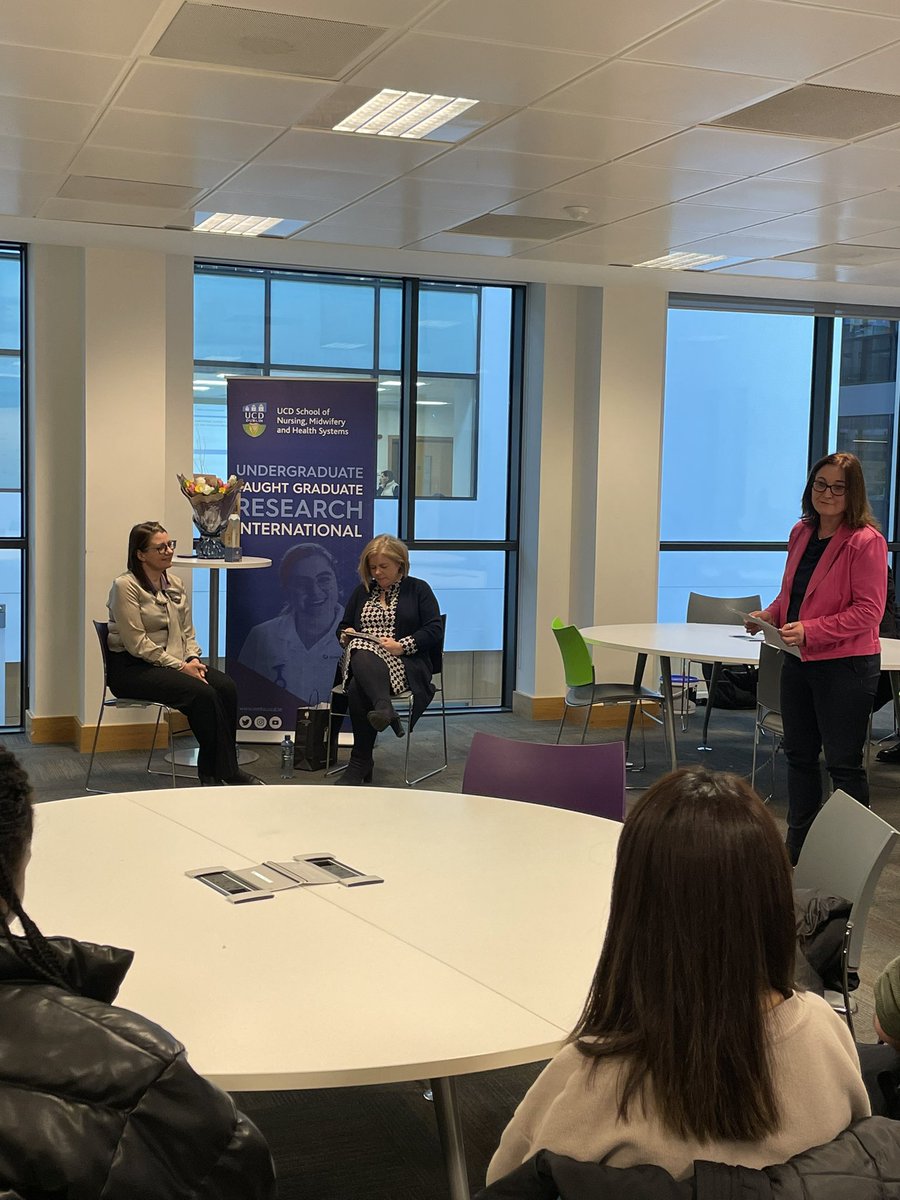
[0,247,25,731]
[193,264,523,708]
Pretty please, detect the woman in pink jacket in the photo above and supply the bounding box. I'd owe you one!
[748,452,887,863]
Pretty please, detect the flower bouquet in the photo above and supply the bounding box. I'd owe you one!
[177,472,244,559]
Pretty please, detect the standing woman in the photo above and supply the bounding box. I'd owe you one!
[107,521,260,786]
[337,534,442,785]
[748,452,886,863]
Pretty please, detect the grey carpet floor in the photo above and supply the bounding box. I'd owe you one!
[4,702,900,1198]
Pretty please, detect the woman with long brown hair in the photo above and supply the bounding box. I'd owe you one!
[486,768,868,1185]
[747,451,886,861]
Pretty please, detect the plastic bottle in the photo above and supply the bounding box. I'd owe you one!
[280,735,294,779]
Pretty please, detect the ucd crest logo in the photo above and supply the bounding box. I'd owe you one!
[242,401,267,438]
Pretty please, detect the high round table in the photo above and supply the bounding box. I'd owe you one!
[580,623,900,772]
[28,785,619,1199]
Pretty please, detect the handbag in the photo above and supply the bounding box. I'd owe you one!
[293,694,335,772]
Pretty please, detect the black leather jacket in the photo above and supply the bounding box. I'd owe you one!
[0,935,275,1199]
[475,1117,900,1199]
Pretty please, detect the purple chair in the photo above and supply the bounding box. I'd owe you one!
[461,732,626,821]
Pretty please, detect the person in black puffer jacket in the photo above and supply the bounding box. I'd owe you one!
[0,745,275,1199]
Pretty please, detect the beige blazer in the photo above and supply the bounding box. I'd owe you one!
[107,571,202,670]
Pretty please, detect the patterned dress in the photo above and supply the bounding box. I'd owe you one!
[341,579,418,695]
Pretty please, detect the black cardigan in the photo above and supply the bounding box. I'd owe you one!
[338,575,442,727]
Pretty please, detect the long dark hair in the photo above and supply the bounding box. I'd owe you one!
[127,521,167,593]
[0,747,69,988]
[801,451,878,530]
[570,768,795,1143]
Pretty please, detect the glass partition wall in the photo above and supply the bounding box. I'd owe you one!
[660,299,900,619]
[194,263,524,709]
[0,246,24,732]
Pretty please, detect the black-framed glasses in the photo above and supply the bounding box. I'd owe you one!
[148,540,177,553]
[812,479,846,497]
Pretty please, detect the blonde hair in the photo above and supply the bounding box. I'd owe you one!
[357,534,410,586]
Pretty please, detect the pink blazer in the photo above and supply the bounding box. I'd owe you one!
[767,520,887,661]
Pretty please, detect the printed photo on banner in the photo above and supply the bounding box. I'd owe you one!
[225,378,376,733]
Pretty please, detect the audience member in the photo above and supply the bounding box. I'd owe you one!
[486,768,870,1186]
[0,745,275,1196]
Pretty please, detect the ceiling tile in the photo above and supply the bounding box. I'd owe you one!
[565,161,742,201]
[621,127,838,175]
[674,230,823,256]
[775,242,900,266]
[492,190,653,224]
[0,168,62,217]
[711,258,841,280]
[538,61,788,126]
[191,187,345,223]
[293,222,410,247]
[254,128,446,174]
[349,32,602,107]
[225,163,388,204]
[114,60,335,128]
[764,144,900,188]
[0,0,161,56]
[420,0,710,57]
[842,225,900,248]
[0,95,96,143]
[627,0,900,80]
[466,109,682,161]
[362,176,532,215]
[593,202,777,242]
[69,146,239,190]
[0,135,75,173]
[36,196,192,228]
[816,44,900,96]
[212,0,433,24]
[738,209,900,242]
[813,191,900,222]
[789,0,900,19]
[516,229,674,262]
[0,43,125,105]
[692,176,874,211]
[407,147,601,190]
[58,175,201,208]
[90,109,281,159]
[297,201,467,244]
[407,231,537,255]
[856,126,900,153]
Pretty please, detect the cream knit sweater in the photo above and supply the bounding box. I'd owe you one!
[487,991,869,1186]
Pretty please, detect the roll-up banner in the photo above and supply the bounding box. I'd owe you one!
[226,378,376,736]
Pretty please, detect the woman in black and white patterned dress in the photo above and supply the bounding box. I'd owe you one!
[337,535,442,784]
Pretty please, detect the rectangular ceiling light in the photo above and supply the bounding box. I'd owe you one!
[193,212,305,237]
[334,88,477,140]
[632,252,728,270]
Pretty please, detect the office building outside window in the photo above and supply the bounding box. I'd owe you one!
[0,246,25,731]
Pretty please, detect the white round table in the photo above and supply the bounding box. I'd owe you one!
[28,785,619,1199]
[171,555,272,766]
[581,623,900,772]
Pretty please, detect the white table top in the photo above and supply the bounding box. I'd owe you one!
[172,555,271,570]
[582,623,900,672]
[28,787,618,1091]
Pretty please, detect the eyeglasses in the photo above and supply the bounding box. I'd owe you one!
[812,479,847,497]
[147,540,177,553]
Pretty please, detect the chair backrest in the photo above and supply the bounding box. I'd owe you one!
[687,592,762,626]
[756,644,783,714]
[430,614,446,677]
[93,620,111,677]
[551,619,594,689]
[461,731,625,821]
[794,791,899,971]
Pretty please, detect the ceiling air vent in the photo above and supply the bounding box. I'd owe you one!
[446,214,595,240]
[710,84,900,141]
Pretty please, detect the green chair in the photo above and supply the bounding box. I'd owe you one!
[551,619,665,770]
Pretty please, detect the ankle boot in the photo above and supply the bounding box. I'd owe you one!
[390,715,405,738]
[337,756,374,785]
[367,701,397,733]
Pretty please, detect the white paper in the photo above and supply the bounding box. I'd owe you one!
[731,609,801,658]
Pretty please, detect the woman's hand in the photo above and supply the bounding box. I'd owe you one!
[780,621,806,648]
[339,627,357,647]
[181,659,208,682]
[744,609,773,634]
[378,636,404,656]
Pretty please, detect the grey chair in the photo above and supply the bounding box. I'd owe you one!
[685,591,762,750]
[794,790,899,1037]
[326,615,448,787]
[750,643,784,801]
[85,620,181,792]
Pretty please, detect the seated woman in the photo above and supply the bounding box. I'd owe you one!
[336,534,442,784]
[0,745,275,1195]
[107,521,259,786]
[487,767,870,1186]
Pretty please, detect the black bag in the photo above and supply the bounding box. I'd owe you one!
[293,700,334,772]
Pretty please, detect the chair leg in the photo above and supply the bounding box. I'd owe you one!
[405,686,449,787]
[146,707,164,774]
[325,704,347,777]
[555,707,567,745]
[84,698,108,792]
[167,709,177,788]
[750,712,760,788]
[839,921,856,1040]
[579,705,591,745]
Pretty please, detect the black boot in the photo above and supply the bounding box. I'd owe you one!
[338,756,374,785]
[367,701,398,733]
[199,774,222,786]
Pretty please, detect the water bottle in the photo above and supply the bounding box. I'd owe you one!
[280,735,294,779]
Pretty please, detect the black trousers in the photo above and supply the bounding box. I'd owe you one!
[106,651,239,781]
[345,649,394,763]
[780,652,879,864]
